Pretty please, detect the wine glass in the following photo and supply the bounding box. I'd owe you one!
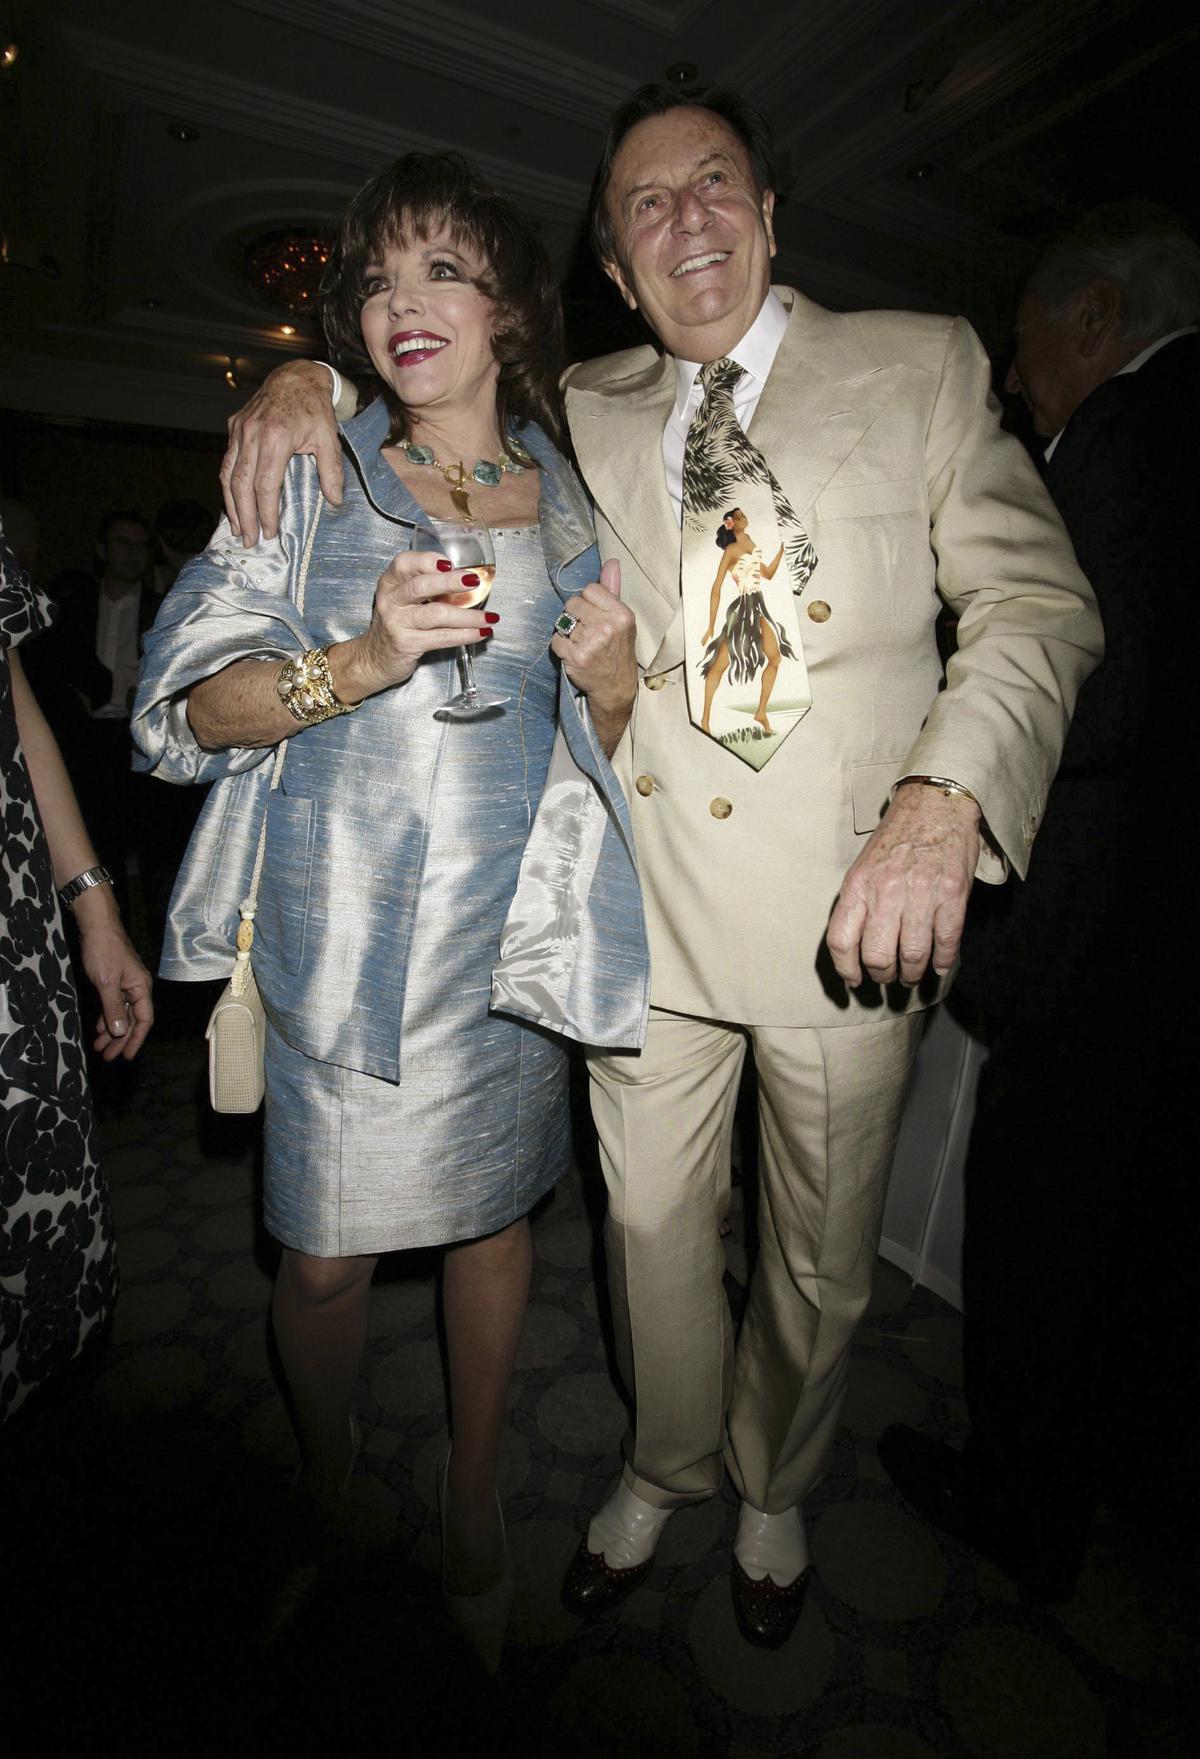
[412,517,508,719]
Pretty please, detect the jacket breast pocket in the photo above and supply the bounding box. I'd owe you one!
[255,792,316,975]
[814,479,926,522]
[850,759,905,834]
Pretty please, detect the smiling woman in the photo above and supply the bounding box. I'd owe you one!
[321,154,566,458]
[131,150,639,1672]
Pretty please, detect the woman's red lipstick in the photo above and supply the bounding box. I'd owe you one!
[388,330,449,367]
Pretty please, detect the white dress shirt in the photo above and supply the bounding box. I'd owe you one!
[94,585,142,719]
[661,289,789,524]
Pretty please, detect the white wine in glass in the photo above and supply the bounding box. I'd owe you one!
[413,517,508,719]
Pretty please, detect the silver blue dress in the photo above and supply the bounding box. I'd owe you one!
[133,402,610,1260]
[263,526,569,1254]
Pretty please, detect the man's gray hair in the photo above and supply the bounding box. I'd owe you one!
[1027,201,1200,339]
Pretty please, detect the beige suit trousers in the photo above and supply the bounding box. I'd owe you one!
[587,1005,924,1514]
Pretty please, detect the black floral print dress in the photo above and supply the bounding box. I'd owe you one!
[1,531,115,1420]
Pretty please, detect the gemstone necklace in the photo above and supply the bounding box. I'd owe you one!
[403,437,531,520]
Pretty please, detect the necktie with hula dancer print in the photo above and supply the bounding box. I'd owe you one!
[680,357,816,770]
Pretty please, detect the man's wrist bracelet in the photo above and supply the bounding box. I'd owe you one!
[898,774,979,807]
[59,865,115,908]
[276,647,361,726]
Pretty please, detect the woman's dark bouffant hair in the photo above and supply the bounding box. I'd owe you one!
[715,508,740,549]
[321,153,567,453]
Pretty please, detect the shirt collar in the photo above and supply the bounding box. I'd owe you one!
[1115,325,1197,378]
[672,288,789,421]
[1043,326,1199,461]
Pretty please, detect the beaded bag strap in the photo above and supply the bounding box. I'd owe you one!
[230,495,324,993]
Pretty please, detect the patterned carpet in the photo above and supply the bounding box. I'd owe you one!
[7,987,1191,1758]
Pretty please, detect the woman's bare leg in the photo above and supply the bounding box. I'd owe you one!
[701,642,731,732]
[442,1216,532,1593]
[755,621,781,733]
[271,1247,377,1511]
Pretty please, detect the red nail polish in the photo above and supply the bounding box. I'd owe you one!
[435,558,453,572]
[479,627,492,638]
[461,572,480,587]
[484,611,500,624]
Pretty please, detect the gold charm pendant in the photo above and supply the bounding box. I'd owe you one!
[440,460,474,521]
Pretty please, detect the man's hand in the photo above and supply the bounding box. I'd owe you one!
[220,360,343,545]
[826,782,982,988]
[550,560,637,756]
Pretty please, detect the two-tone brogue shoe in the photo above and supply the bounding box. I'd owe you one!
[561,1481,674,1618]
[730,1502,811,1649]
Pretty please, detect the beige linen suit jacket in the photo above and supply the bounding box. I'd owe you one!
[564,288,1103,1029]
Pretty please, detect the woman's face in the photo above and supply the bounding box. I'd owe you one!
[729,508,747,533]
[360,223,499,422]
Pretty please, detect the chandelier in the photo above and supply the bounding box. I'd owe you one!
[243,228,332,317]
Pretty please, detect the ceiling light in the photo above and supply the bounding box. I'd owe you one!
[279,323,296,337]
[167,123,199,143]
[224,364,240,390]
[244,228,332,317]
[665,62,697,85]
[907,163,935,181]
[2,43,18,70]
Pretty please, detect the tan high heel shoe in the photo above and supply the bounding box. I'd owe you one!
[438,1452,513,1677]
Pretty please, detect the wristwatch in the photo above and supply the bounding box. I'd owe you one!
[59,864,114,908]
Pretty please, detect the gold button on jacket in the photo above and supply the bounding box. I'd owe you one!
[709,797,733,819]
[635,774,655,797]
[807,600,832,623]
[644,673,668,691]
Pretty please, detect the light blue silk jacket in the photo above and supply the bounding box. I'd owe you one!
[132,398,649,1079]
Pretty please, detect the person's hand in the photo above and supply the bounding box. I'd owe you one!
[550,561,637,754]
[220,361,344,546]
[332,552,499,701]
[825,782,981,988]
[73,893,155,1060]
[701,624,715,644]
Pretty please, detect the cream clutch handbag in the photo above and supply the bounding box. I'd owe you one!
[204,734,286,1113]
[202,498,323,1113]
[205,903,269,1113]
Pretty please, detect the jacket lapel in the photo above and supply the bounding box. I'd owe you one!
[749,288,908,520]
[567,351,679,619]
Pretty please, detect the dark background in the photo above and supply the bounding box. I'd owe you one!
[2,0,1196,578]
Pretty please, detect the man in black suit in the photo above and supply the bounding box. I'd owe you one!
[880,204,1200,1599]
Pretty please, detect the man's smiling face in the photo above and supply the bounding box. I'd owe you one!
[602,106,777,363]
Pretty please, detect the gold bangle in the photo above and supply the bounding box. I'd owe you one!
[276,647,360,726]
[900,774,978,806]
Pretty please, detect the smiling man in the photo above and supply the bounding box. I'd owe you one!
[217,86,1102,1649]
[545,85,1102,1647]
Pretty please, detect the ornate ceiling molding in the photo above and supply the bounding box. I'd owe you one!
[234,0,633,127]
[587,0,709,36]
[818,184,1018,269]
[45,309,310,360]
[727,0,899,113]
[778,0,1135,195]
[3,348,240,434]
[62,25,591,229]
[957,23,1191,173]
